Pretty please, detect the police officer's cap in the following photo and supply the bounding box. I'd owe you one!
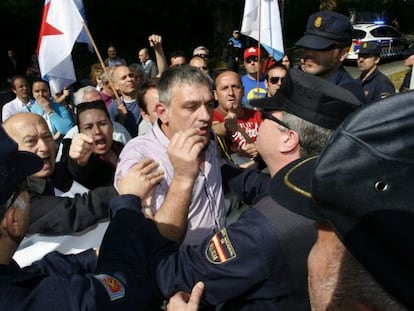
[358,41,381,56]
[296,10,353,50]
[0,126,43,215]
[250,68,362,129]
[269,91,414,310]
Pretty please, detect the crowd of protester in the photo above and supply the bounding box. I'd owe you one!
[1,7,414,311]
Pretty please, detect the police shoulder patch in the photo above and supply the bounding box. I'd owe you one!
[94,274,126,301]
[205,228,237,264]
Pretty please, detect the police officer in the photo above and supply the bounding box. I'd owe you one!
[356,41,395,103]
[399,43,414,93]
[150,69,362,310]
[295,10,367,103]
[226,30,243,73]
[0,124,167,310]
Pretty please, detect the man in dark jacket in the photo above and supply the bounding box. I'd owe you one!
[0,123,169,310]
[3,112,117,234]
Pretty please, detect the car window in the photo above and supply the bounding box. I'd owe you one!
[371,26,401,38]
[353,29,366,39]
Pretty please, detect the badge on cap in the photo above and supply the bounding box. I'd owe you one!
[362,42,368,48]
[205,228,237,264]
[314,16,322,28]
[94,274,126,301]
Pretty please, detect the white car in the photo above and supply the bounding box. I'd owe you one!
[347,23,408,60]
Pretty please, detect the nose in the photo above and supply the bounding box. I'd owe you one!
[199,103,212,122]
[37,138,50,154]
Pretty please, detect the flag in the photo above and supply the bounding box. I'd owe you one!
[241,0,285,61]
[37,0,84,95]
[73,0,93,51]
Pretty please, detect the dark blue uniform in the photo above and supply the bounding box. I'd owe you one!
[153,165,315,310]
[0,195,174,310]
[328,67,367,104]
[357,67,395,103]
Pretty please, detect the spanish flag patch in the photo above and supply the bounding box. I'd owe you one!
[205,228,237,264]
[94,274,126,301]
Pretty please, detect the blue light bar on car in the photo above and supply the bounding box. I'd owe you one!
[373,20,385,25]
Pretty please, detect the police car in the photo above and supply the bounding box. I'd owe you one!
[347,22,408,60]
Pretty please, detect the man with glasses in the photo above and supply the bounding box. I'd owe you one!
[265,63,288,97]
[150,69,362,310]
[296,10,366,103]
[193,46,209,60]
[241,47,267,107]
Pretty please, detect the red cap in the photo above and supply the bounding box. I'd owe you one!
[244,47,259,60]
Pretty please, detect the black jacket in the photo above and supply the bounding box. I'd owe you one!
[27,176,117,235]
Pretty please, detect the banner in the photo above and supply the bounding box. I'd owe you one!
[241,0,285,61]
[37,0,84,95]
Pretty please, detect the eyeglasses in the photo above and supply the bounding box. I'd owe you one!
[245,56,258,64]
[261,111,291,130]
[268,76,285,84]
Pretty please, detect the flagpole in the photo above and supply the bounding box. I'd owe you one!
[81,22,124,107]
[256,0,262,96]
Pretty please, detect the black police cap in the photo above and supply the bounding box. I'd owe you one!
[250,68,362,129]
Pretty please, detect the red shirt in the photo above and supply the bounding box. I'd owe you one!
[213,108,262,154]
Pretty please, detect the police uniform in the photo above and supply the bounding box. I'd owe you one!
[1,195,174,310]
[358,67,395,103]
[399,44,414,93]
[295,10,367,104]
[155,196,315,311]
[356,42,395,103]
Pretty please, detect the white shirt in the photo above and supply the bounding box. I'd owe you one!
[2,97,34,122]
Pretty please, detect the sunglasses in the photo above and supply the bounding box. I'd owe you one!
[268,76,284,84]
[261,111,291,130]
[246,56,259,64]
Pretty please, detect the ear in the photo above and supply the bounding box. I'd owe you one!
[264,79,269,90]
[140,108,151,122]
[213,90,218,101]
[3,208,23,238]
[374,57,380,65]
[339,47,350,62]
[279,130,300,154]
[155,103,168,124]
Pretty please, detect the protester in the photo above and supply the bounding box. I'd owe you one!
[269,90,414,310]
[265,63,288,97]
[356,41,395,103]
[3,112,118,234]
[212,70,261,165]
[193,46,209,59]
[295,10,366,103]
[189,55,210,75]
[137,78,159,136]
[104,44,126,67]
[115,66,225,245]
[25,79,74,144]
[107,65,142,137]
[2,75,34,121]
[169,50,187,67]
[138,47,158,79]
[241,47,267,107]
[0,122,167,309]
[59,100,124,190]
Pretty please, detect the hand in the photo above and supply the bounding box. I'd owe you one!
[224,112,238,134]
[167,282,204,311]
[148,34,163,50]
[241,142,258,159]
[117,99,128,118]
[168,128,205,182]
[69,133,94,166]
[35,93,53,114]
[116,159,164,199]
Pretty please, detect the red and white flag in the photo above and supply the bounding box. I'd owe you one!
[37,0,84,95]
